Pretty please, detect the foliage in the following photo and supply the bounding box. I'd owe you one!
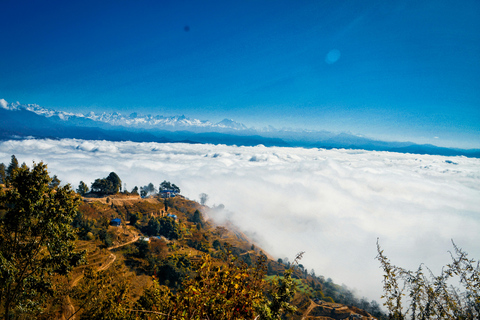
[130,213,139,225]
[72,211,96,240]
[6,155,18,180]
[90,172,122,195]
[77,181,89,196]
[144,216,181,240]
[159,181,180,193]
[377,240,480,319]
[199,193,208,206]
[153,254,192,288]
[257,253,302,320]
[187,231,209,253]
[133,251,300,320]
[140,183,157,197]
[188,209,203,227]
[0,164,6,184]
[72,265,135,320]
[48,174,60,189]
[0,162,84,318]
[98,228,115,248]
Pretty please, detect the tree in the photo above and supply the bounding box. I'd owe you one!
[106,172,122,193]
[91,178,109,194]
[189,209,203,226]
[135,252,300,320]
[6,155,18,179]
[131,186,139,195]
[77,181,89,196]
[90,172,122,195]
[48,174,60,189]
[0,164,5,184]
[159,180,180,193]
[140,183,157,197]
[0,162,84,318]
[377,240,480,319]
[199,193,209,206]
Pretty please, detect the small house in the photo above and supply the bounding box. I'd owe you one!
[167,213,177,220]
[160,189,177,198]
[110,218,121,226]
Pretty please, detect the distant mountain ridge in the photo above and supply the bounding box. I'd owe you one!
[1,99,479,158]
[0,100,247,132]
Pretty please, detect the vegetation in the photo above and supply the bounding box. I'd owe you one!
[377,240,479,319]
[90,172,122,195]
[159,180,180,193]
[76,181,89,196]
[0,155,393,319]
[140,183,157,197]
[0,161,84,319]
[0,164,6,184]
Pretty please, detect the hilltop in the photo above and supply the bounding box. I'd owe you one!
[0,157,384,319]
[65,192,383,319]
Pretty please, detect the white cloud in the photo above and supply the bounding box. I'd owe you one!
[1,139,479,302]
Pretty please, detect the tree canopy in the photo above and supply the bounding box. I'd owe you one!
[0,164,5,185]
[0,162,84,318]
[6,155,18,180]
[159,180,180,193]
[76,180,89,196]
[90,172,122,195]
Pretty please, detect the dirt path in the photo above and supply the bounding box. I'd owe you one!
[301,300,318,320]
[61,236,140,319]
[108,235,140,250]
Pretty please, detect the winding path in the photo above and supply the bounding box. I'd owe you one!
[61,235,141,319]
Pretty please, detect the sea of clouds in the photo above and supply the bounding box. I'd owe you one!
[1,138,479,302]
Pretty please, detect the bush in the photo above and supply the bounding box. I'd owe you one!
[377,240,480,319]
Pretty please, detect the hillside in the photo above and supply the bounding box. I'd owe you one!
[59,193,382,320]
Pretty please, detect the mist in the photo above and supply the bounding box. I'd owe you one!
[1,138,479,302]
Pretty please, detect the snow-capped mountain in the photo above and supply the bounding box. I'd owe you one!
[1,99,479,157]
[0,99,249,132]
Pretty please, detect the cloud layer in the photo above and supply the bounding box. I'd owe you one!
[1,139,479,301]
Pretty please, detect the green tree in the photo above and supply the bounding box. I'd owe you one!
[159,216,181,240]
[129,213,139,226]
[189,209,203,227]
[135,252,300,319]
[77,181,89,196]
[0,164,5,184]
[6,155,18,179]
[0,162,84,318]
[48,174,60,189]
[159,180,180,193]
[131,186,139,195]
[91,178,109,194]
[106,172,122,193]
[90,172,122,195]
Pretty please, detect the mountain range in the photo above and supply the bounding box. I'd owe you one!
[1,100,479,158]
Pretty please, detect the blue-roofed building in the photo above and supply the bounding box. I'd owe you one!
[110,218,121,226]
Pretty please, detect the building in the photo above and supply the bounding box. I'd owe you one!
[160,189,177,198]
[110,218,121,226]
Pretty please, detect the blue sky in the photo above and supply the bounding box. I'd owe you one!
[1,0,479,148]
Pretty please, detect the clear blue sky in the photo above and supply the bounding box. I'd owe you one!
[1,0,479,148]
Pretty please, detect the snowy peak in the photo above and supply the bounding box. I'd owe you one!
[0,99,249,132]
[216,119,248,130]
